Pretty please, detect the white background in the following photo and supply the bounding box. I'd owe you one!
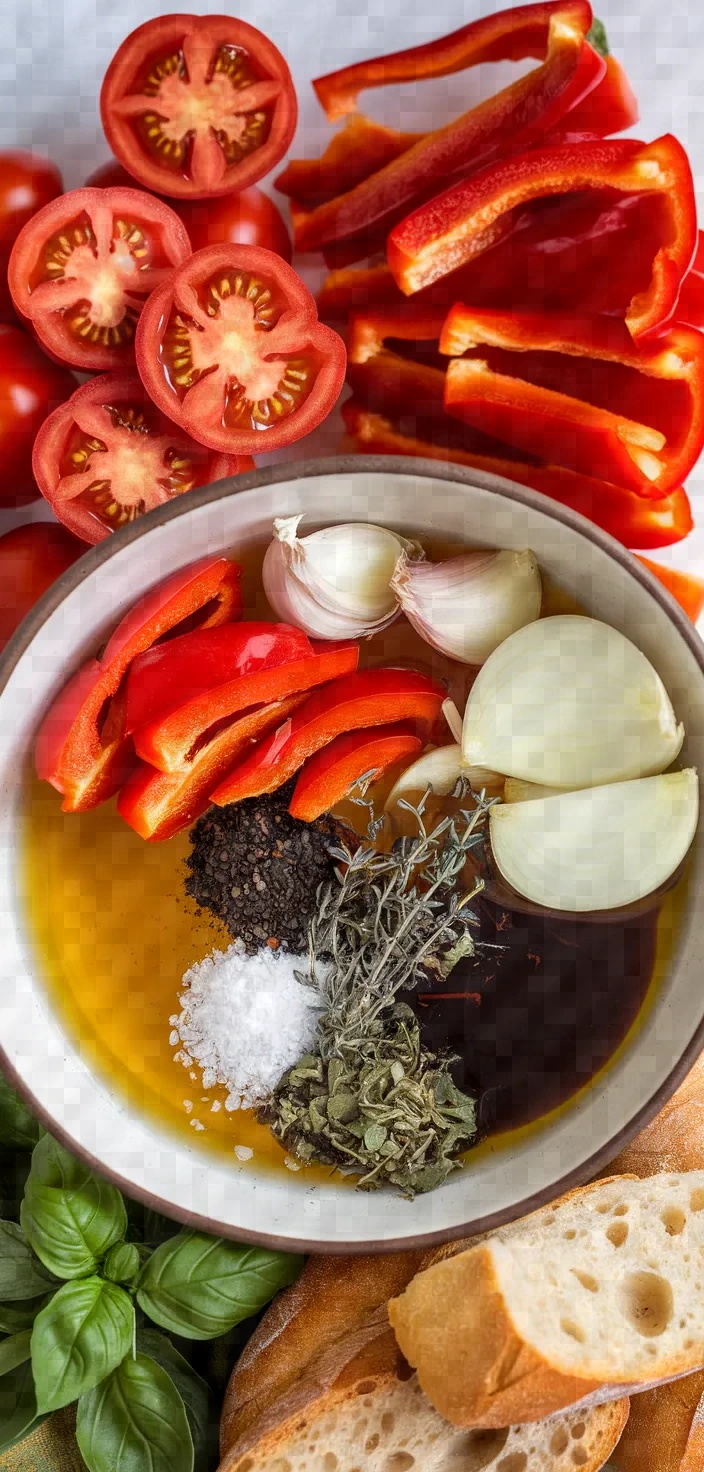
[0,0,702,585]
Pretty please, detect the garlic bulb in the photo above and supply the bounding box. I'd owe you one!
[385,745,463,811]
[390,548,541,664]
[490,769,698,912]
[463,615,684,788]
[263,516,413,640]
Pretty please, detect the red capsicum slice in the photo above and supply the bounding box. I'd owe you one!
[342,401,694,551]
[441,306,704,496]
[388,135,697,342]
[288,721,424,822]
[125,620,312,733]
[313,0,594,120]
[545,53,638,138]
[135,244,346,456]
[635,557,704,623]
[210,669,446,807]
[275,117,424,210]
[134,641,360,774]
[118,691,308,841]
[293,9,604,262]
[35,556,241,812]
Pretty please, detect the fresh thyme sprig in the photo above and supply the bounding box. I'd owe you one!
[261,782,497,1197]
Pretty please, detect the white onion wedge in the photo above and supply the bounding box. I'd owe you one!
[463,615,684,788]
[490,769,698,912]
[385,745,463,811]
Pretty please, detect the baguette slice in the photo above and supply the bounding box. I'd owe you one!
[220,1308,628,1472]
[389,1172,704,1428]
[612,1370,704,1472]
[609,1055,704,1178]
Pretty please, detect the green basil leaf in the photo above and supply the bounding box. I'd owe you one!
[0,1072,43,1151]
[31,1276,135,1414]
[21,1135,127,1279]
[0,1357,49,1454]
[137,1329,213,1471]
[103,1241,141,1287]
[0,1293,55,1334]
[0,1221,57,1300]
[0,1330,32,1376]
[76,1352,194,1472]
[136,1231,302,1340]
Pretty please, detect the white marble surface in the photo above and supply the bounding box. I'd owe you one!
[0,0,702,588]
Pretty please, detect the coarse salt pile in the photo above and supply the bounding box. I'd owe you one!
[172,942,321,1111]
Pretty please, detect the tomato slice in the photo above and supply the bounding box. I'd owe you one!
[135,243,347,455]
[7,187,192,371]
[31,371,251,543]
[100,14,297,200]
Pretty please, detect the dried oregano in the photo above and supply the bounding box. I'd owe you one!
[260,782,496,1197]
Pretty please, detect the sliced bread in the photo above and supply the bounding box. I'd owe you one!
[389,1172,704,1427]
[611,1370,704,1472]
[220,1310,629,1472]
[609,1056,704,1178]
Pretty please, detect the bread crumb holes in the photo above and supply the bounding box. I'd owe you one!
[619,1270,673,1337]
[550,1429,569,1455]
[564,1230,577,1240]
[571,1424,586,1440]
[606,1221,629,1248]
[571,1269,599,1293]
[381,1413,396,1435]
[365,1437,380,1454]
[323,1457,338,1471]
[496,1455,528,1472]
[690,1189,704,1212]
[572,1449,588,1467]
[560,1317,586,1343]
[661,1205,687,1236]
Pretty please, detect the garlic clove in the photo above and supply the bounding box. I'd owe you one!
[384,745,463,811]
[503,777,567,803]
[490,768,698,912]
[463,614,684,788]
[390,547,541,665]
[263,515,415,640]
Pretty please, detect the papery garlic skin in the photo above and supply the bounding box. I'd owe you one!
[385,745,463,811]
[463,614,684,789]
[490,769,698,912]
[391,548,541,665]
[263,515,413,640]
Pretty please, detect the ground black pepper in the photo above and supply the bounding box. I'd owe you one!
[184,782,342,954]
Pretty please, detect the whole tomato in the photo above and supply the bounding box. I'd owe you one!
[0,522,84,650]
[176,188,292,261]
[0,150,63,322]
[0,324,76,505]
[85,160,292,260]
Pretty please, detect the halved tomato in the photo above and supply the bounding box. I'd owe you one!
[135,244,346,455]
[7,187,192,371]
[32,371,252,543]
[100,14,297,200]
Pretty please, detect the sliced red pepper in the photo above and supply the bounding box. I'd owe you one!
[545,53,638,137]
[210,668,445,807]
[388,135,697,341]
[441,306,704,497]
[313,1,594,120]
[294,10,604,261]
[134,642,360,775]
[341,401,694,551]
[125,621,312,733]
[635,557,704,623]
[35,556,241,812]
[117,692,308,842]
[275,117,424,210]
[288,721,423,822]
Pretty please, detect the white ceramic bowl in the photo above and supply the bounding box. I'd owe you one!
[2,457,704,1252]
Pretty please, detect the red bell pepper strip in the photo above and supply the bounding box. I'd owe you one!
[210,669,446,807]
[313,1,594,120]
[275,117,424,209]
[34,557,241,812]
[341,401,694,551]
[117,692,308,842]
[134,642,360,775]
[543,53,638,139]
[294,11,604,261]
[124,622,312,734]
[441,306,704,497]
[288,721,424,822]
[635,558,704,623]
[388,135,697,342]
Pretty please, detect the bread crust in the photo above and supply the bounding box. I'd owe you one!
[610,1055,704,1178]
[614,1371,704,1472]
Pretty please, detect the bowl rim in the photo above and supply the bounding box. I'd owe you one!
[3,452,704,1254]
